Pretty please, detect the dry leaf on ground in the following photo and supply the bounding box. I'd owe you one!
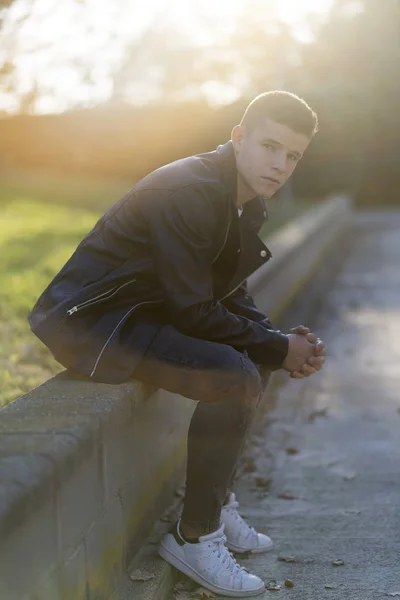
[174,579,195,592]
[278,492,299,500]
[277,555,299,563]
[266,580,281,591]
[277,555,314,564]
[129,568,155,582]
[190,588,216,598]
[255,476,272,488]
[174,592,190,600]
[242,456,256,472]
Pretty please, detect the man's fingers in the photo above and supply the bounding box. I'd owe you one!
[288,327,327,356]
[291,366,316,378]
[311,363,323,371]
[290,371,305,379]
[289,325,310,335]
[313,340,326,355]
[315,346,326,357]
[303,333,326,353]
[308,356,325,367]
[289,341,326,378]
[306,332,318,344]
[301,364,317,376]
[290,351,326,379]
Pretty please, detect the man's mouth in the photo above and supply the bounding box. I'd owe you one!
[262,176,280,185]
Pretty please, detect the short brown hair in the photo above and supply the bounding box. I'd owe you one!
[241,90,319,138]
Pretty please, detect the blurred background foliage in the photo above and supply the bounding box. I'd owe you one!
[1,0,399,205]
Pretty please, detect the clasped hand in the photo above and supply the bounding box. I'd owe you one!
[282,325,326,379]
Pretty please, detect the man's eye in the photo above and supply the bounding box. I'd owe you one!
[263,144,274,150]
[289,154,300,161]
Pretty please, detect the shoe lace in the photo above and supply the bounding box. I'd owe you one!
[211,534,247,573]
[226,500,257,537]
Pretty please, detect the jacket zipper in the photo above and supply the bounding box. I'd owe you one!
[212,219,231,264]
[219,277,247,301]
[214,213,241,299]
[89,299,162,378]
[66,278,137,315]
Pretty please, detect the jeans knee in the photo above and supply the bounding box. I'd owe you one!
[208,348,262,406]
[238,352,263,403]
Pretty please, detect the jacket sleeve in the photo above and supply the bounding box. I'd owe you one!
[222,282,287,366]
[222,281,275,329]
[145,188,288,369]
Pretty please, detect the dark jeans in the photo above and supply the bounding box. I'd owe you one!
[133,324,271,534]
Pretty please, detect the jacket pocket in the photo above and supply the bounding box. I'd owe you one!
[66,278,137,316]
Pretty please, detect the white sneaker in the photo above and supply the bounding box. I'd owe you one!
[158,520,265,597]
[221,492,274,554]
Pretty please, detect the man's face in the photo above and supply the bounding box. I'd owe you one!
[232,118,311,200]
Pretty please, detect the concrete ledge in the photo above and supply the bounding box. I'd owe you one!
[0,195,353,600]
[249,194,352,323]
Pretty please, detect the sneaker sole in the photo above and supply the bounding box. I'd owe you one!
[158,541,265,598]
[226,539,274,554]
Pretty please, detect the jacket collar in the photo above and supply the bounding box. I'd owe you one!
[216,140,238,202]
[216,140,268,229]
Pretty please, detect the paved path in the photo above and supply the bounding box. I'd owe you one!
[206,212,400,599]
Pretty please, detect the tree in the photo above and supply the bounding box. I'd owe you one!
[290,0,400,204]
[109,0,300,106]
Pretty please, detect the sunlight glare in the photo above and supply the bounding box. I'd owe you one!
[0,0,333,114]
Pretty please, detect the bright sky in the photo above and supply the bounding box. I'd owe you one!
[0,0,332,114]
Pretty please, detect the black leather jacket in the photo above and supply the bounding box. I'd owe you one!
[28,141,289,382]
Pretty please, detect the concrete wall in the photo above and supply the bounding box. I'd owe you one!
[0,196,352,600]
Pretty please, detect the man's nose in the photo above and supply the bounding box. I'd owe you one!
[271,150,287,172]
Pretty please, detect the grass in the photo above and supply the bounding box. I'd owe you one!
[0,169,311,408]
[0,170,130,407]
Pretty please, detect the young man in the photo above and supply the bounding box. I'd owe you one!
[29,90,325,597]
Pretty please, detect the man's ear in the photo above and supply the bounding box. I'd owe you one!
[231,124,245,151]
